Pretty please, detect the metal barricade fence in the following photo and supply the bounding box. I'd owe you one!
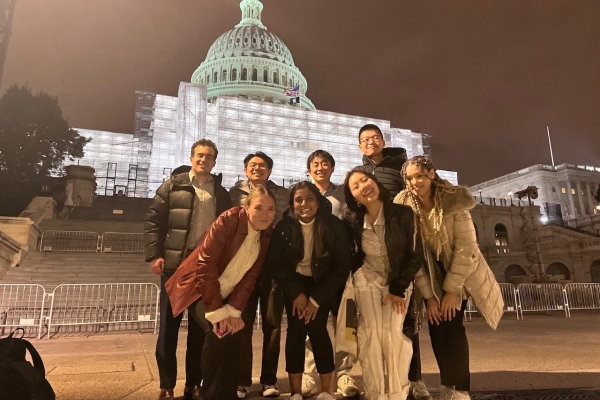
[40,230,100,252]
[464,297,477,321]
[499,283,520,319]
[46,283,160,338]
[0,284,47,339]
[565,283,600,311]
[517,283,569,319]
[100,232,144,253]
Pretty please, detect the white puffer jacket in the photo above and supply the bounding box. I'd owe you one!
[395,185,504,330]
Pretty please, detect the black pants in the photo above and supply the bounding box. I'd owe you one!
[284,274,335,375]
[155,274,205,389]
[403,294,422,382]
[237,277,284,386]
[428,300,470,391]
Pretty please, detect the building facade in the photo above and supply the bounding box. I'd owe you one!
[69,0,458,197]
[470,163,600,230]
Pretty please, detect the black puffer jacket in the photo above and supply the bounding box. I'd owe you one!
[350,200,423,298]
[144,172,231,274]
[358,147,407,199]
[268,204,352,309]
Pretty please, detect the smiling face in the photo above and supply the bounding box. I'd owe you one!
[358,129,385,159]
[189,145,216,177]
[245,194,277,231]
[244,156,271,186]
[404,163,435,199]
[348,171,381,207]
[308,156,334,187]
[293,187,319,223]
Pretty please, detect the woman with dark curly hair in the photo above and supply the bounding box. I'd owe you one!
[343,168,423,400]
[268,181,352,400]
[396,155,504,400]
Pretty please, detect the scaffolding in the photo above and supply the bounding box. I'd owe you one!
[132,90,157,197]
[0,0,17,87]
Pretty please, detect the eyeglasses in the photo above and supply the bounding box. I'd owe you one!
[248,162,268,170]
[359,135,382,145]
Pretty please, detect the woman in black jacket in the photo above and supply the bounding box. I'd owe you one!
[269,181,352,400]
[343,168,424,400]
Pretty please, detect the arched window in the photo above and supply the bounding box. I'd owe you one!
[213,72,218,83]
[591,259,600,283]
[546,262,571,280]
[494,223,509,252]
[273,71,279,85]
[231,68,238,81]
[263,69,268,82]
[241,68,248,81]
[206,74,210,84]
[222,70,227,81]
[504,264,526,283]
[252,68,258,81]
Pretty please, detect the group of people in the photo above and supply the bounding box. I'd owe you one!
[144,124,504,400]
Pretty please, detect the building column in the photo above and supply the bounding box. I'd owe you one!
[576,180,587,216]
[566,180,577,218]
[586,181,597,215]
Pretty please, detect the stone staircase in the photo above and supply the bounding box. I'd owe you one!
[1,251,159,291]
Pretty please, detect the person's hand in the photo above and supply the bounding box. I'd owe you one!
[440,293,457,321]
[303,301,319,324]
[426,297,442,325]
[215,318,232,335]
[292,293,308,318]
[151,257,165,275]
[227,316,245,334]
[383,293,407,315]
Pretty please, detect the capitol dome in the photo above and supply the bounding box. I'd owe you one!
[191,0,315,109]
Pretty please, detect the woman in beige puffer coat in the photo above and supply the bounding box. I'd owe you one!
[395,156,503,400]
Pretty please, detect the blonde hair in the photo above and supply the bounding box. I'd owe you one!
[244,185,276,207]
[399,155,456,260]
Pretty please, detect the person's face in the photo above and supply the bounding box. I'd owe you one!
[244,156,271,184]
[245,195,276,230]
[189,145,216,176]
[308,157,335,186]
[404,163,435,199]
[359,129,385,158]
[348,172,381,207]
[293,187,319,223]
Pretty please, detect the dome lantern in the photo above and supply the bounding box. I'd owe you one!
[236,0,265,29]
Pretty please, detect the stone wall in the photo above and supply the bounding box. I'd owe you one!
[0,231,21,279]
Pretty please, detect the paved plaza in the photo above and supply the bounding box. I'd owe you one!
[17,312,600,399]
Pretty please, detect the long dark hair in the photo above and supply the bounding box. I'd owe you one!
[286,181,331,258]
[343,168,389,220]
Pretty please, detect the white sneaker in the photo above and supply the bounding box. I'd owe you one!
[301,375,318,397]
[237,386,249,399]
[337,375,359,397]
[262,385,280,397]
[409,381,432,400]
[449,392,470,400]
[438,387,454,400]
[316,393,335,400]
[290,395,303,400]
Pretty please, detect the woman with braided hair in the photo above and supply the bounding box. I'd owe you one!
[395,156,504,400]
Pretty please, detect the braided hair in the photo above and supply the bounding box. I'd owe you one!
[398,155,456,260]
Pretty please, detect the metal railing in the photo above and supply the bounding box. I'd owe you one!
[499,283,520,319]
[0,284,47,339]
[40,230,100,252]
[100,232,144,253]
[564,283,600,311]
[517,283,570,319]
[45,283,160,338]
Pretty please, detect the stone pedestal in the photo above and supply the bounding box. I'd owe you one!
[0,231,21,279]
[0,217,41,253]
[64,165,96,207]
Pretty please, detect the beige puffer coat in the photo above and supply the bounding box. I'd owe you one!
[395,185,504,330]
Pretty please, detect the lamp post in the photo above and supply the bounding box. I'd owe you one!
[508,191,514,206]
[478,189,483,204]
[516,186,545,282]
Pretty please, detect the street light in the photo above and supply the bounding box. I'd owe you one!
[515,186,544,282]
[508,191,514,206]
[478,189,483,204]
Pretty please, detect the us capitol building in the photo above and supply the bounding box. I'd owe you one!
[69,0,457,197]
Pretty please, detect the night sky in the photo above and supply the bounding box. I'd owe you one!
[2,0,599,186]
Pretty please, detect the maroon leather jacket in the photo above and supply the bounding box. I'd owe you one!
[165,206,274,317]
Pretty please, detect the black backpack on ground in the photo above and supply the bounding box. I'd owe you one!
[0,328,55,400]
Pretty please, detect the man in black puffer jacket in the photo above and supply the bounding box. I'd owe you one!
[356,124,431,400]
[145,139,231,400]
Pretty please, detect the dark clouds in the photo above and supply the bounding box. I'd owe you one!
[2,0,599,185]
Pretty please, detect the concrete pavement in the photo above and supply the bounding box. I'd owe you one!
[14,312,600,399]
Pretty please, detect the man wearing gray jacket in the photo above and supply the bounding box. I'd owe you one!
[230,151,289,399]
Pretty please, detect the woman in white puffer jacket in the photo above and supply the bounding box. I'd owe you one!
[395,155,503,400]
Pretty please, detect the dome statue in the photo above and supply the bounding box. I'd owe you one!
[191,0,315,109]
